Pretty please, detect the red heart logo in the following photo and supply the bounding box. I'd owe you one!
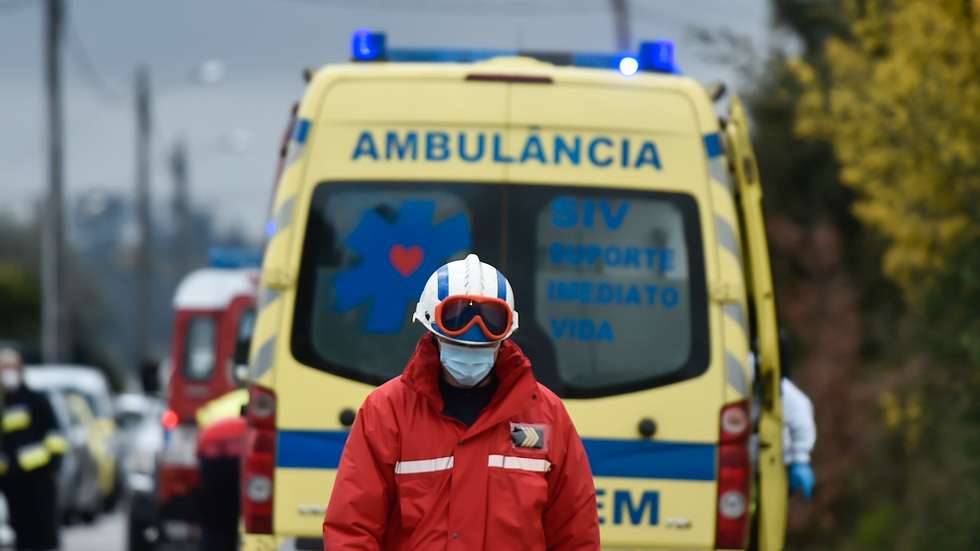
[389,245,424,277]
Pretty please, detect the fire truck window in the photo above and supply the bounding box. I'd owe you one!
[184,316,216,381]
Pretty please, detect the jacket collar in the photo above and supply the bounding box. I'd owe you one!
[401,334,538,438]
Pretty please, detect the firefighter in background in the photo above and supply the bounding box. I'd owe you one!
[0,348,67,551]
[323,254,600,550]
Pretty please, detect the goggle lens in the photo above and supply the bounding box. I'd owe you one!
[439,298,510,337]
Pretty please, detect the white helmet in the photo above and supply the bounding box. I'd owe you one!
[414,254,519,345]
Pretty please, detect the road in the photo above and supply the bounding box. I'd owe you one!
[62,512,125,551]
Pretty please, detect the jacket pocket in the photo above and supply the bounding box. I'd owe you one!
[485,465,548,550]
[394,469,450,532]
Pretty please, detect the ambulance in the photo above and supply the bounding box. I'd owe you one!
[243,30,787,550]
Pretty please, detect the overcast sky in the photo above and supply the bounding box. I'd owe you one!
[0,0,772,240]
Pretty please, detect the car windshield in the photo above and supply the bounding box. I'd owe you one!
[292,182,708,398]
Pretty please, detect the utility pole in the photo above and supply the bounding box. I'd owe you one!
[41,0,68,362]
[611,0,632,52]
[134,66,153,368]
[169,137,192,275]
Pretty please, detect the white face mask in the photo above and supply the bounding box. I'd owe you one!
[1,370,21,390]
[439,341,500,387]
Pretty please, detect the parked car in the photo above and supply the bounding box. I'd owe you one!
[25,365,122,511]
[44,389,102,524]
[115,393,163,477]
[125,401,165,551]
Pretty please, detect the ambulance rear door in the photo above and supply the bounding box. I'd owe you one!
[725,95,787,550]
[271,71,512,536]
[504,74,729,549]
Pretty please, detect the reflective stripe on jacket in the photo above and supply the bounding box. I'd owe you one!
[17,443,50,471]
[1,385,65,476]
[322,335,600,551]
[3,405,30,432]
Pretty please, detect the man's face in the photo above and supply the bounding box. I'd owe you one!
[0,349,23,391]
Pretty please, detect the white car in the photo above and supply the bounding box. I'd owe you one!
[44,389,103,523]
[25,365,123,511]
[24,365,115,421]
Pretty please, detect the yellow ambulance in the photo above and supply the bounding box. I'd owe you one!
[242,30,787,550]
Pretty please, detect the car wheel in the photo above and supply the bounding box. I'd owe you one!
[127,512,157,551]
[80,509,97,525]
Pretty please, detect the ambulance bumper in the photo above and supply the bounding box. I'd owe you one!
[239,537,728,551]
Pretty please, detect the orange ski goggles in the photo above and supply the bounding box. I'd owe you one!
[433,295,513,341]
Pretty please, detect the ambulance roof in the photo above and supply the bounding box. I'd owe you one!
[173,268,257,310]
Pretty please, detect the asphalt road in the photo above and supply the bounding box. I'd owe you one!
[62,512,125,551]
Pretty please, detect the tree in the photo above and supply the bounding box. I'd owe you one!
[792,1,980,548]
[794,0,980,300]
[0,263,40,342]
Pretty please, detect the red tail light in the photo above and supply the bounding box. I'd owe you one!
[158,465,200,502]
[158,423,199,502]
[242,385,276,534]
[162,409,179,430]
[716,401,751,549]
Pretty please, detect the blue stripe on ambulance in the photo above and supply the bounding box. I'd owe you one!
[276,430,715,480]
[294,118,311,144]
[277,431,711,527]
[703,132,724,158]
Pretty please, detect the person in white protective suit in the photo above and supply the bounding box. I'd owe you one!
[781,376,816,500]
[750,331,817,501]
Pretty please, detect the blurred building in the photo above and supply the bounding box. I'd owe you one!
[67,189,235,375]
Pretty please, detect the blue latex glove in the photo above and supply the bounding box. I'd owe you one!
[788,463,815,500]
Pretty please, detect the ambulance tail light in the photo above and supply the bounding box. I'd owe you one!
[243,385,276,534]
[716,401,751,549]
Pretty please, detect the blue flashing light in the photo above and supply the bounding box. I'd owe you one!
[639,40,680,74]
[618,56,639,76]
[351,29,386,62]
[387,48,513,63]
[570,52,621,70]
[209,247,262,269]
[264,219,277,238]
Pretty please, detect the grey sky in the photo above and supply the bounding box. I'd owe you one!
[1,0,771,239]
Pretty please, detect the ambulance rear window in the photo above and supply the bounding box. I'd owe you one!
[292,182,708,398]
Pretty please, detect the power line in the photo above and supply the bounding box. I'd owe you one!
[66,14,124,102]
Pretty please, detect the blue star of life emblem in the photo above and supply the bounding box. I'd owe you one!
[332,200,472,334]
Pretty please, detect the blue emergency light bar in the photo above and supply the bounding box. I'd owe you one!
[209,247,262,269]
[350,30,680,75]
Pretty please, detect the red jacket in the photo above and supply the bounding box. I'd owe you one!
[323,335,600,550]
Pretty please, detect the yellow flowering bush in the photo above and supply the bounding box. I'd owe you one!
[794,0,980,299]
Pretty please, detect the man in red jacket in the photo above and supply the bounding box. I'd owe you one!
[323,254,599,550]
